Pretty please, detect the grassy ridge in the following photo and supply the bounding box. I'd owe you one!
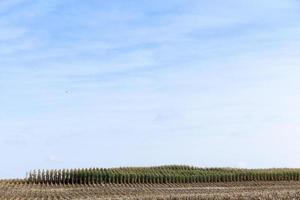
[26,165,300,185]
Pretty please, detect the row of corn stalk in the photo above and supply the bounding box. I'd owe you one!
[26,166,300,185]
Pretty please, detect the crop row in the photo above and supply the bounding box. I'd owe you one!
[26,165,300,185]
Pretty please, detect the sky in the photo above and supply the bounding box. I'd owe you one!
[0,0,300,178]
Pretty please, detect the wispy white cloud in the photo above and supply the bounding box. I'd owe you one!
[0,0,300,178]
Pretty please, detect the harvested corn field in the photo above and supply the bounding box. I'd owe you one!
[1,181,300,199]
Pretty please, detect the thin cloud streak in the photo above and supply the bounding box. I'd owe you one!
[0,0,300,178]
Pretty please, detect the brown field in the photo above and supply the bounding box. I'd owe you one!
[1,181,300,200]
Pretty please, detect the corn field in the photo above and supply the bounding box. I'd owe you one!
[26,165,300,185]
[2,166,300,199]
[2,180,300,199]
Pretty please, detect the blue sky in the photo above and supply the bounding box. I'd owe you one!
[1,0,300,178]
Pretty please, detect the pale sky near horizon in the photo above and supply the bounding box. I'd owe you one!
[1,0,300,178]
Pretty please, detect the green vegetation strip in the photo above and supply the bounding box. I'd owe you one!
[26,165,300,185]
